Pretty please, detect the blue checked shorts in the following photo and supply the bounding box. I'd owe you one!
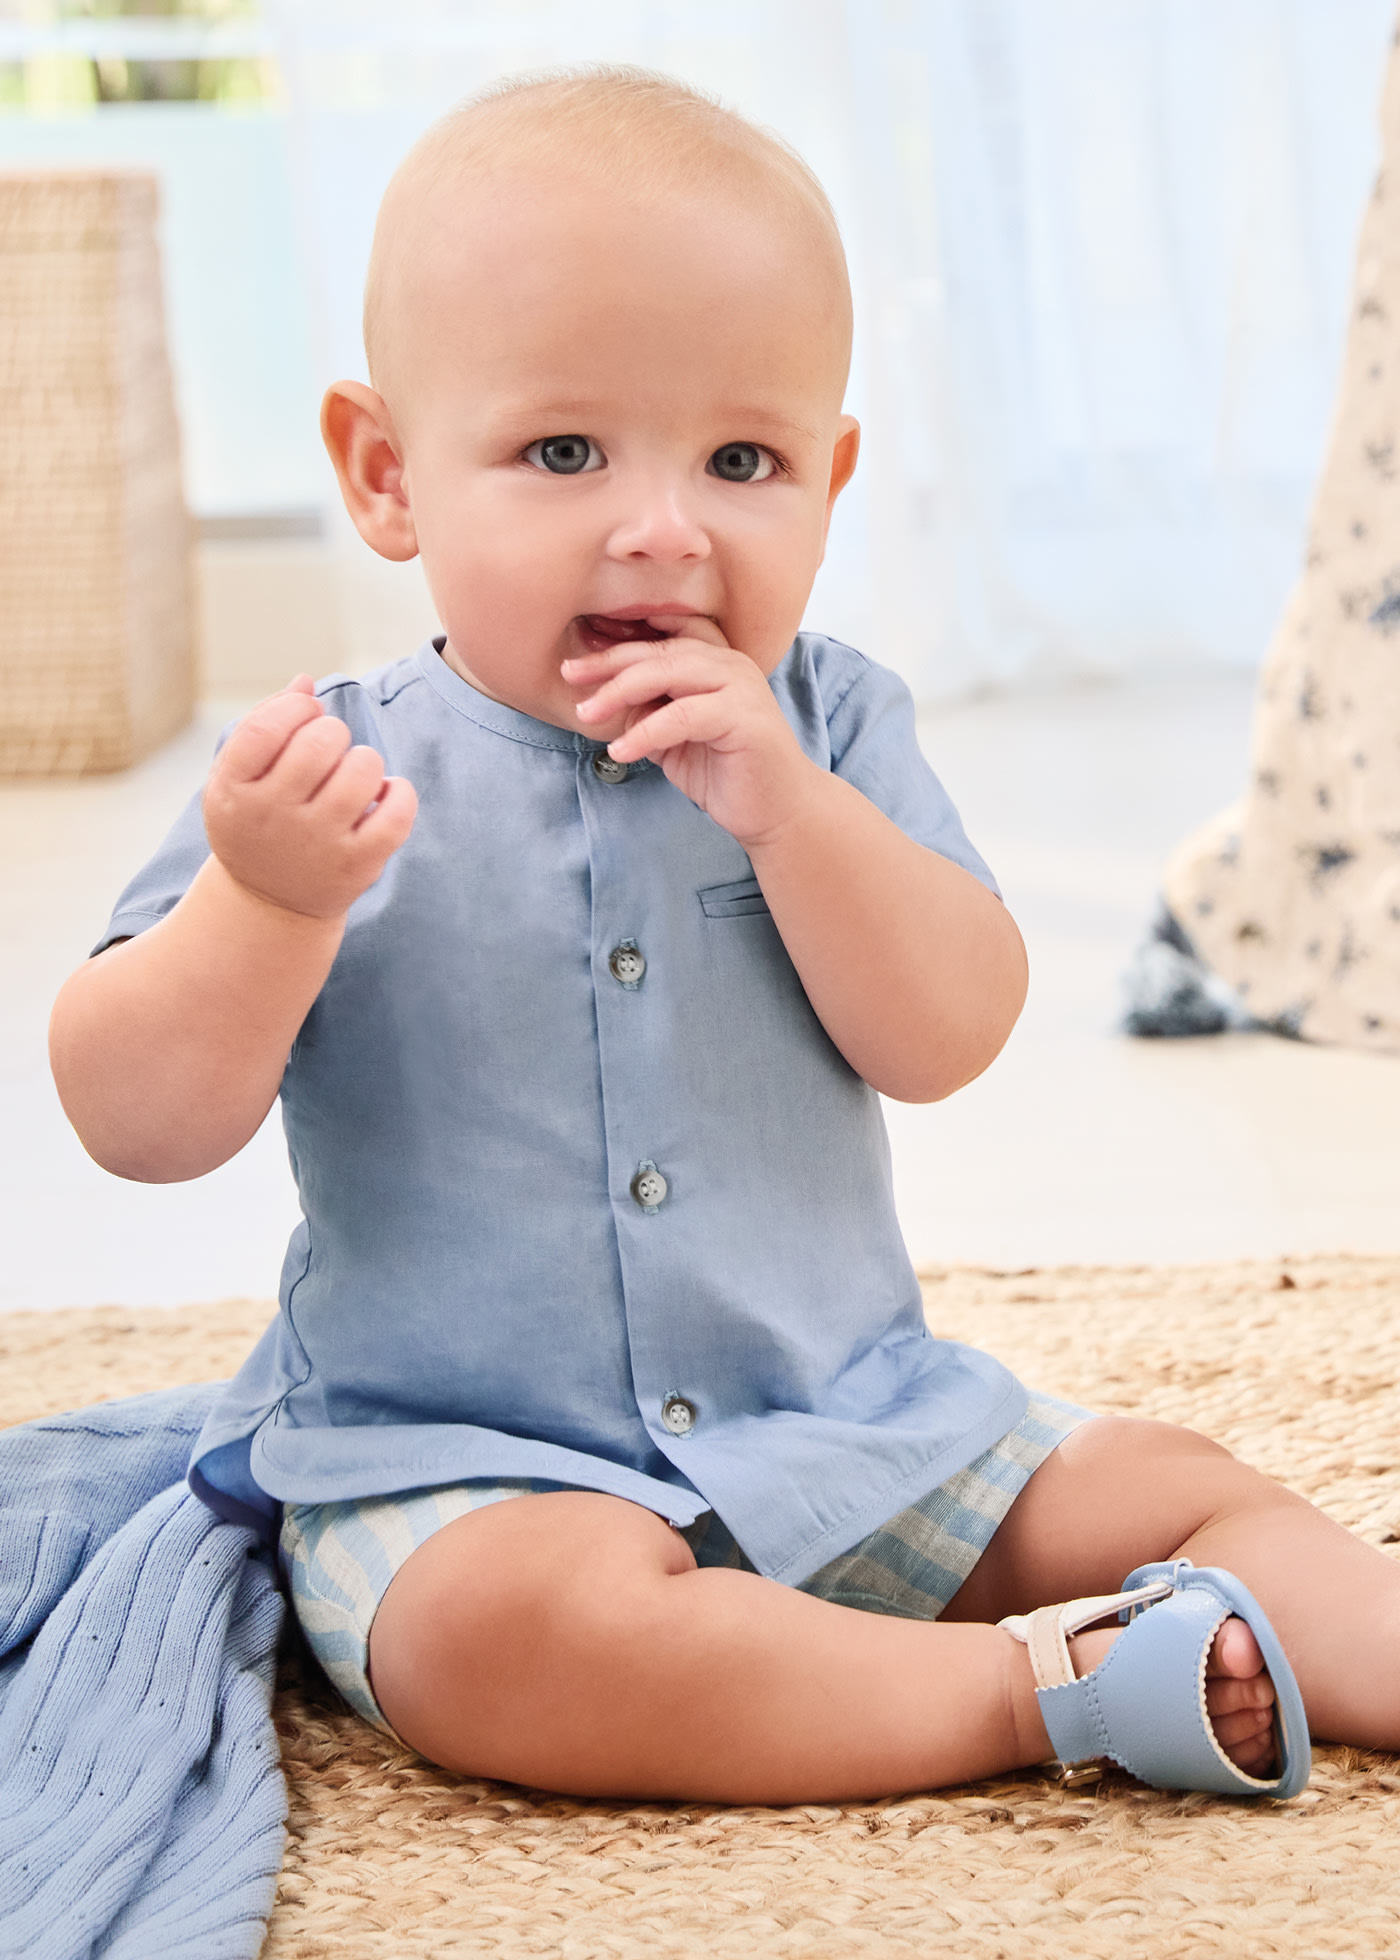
[281,1391,1093,1733]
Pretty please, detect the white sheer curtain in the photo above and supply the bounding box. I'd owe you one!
[263,0,1394,699]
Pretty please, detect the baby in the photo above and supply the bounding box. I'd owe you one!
[52,69,1400,1804]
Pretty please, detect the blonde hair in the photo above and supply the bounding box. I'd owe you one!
[363,64,850,385]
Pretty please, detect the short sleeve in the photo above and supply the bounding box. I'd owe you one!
[91,672,407,956]
[91,778,211,956]
[819,645,1001,898]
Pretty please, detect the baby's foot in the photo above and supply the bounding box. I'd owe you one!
[1070,1614,1277,1777]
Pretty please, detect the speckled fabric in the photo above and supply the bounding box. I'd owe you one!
[1163,37,1400,1054]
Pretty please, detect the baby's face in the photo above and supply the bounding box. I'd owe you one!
[380,175,856,737]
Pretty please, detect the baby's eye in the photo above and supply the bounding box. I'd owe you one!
[523,435,605,475]
[707,443,776,483]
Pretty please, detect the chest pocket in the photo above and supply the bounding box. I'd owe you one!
[698,876,771,918]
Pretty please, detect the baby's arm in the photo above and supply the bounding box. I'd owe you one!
[568,629,1026,1103]
[50,679,417,1181]
[727,766,1024,1103]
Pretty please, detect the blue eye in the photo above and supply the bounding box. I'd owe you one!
[708,443,775,483]
[524,435,604,475]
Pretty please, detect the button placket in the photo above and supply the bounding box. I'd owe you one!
[577,740,695,1468]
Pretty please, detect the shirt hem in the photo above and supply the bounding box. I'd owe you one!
[762,1377,1032,1589]
[228,1417,713,1531]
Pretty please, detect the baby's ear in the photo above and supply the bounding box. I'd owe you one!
[321,382,419,562]
[827,417,860,505]
[818,416,860,562]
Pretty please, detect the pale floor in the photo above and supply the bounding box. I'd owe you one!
[4,667,1398,1313]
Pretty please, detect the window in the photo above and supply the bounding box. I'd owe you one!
[0,2,276,114]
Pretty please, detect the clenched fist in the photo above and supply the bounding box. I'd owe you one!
[203,676,418,920]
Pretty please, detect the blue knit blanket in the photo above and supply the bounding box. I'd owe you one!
[0,1386,286,1959]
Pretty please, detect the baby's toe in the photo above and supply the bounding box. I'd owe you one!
[1229,1735,1276,1777]
[1205,1666,1275,1720]
[1210,1702,1273,1748]
[1204,1616,1277,1775]
[1207,1614,1268,1684]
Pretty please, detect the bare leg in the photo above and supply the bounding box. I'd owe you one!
[368,1420,1400,1800]
[368,1489,1045,1801]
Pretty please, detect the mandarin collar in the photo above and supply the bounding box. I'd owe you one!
[415,637,629,758]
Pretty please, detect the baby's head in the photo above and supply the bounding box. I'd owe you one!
[323,67,859,737]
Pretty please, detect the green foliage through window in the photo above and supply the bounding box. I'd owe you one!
[1,1,274,110]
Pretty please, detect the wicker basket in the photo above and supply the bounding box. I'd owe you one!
[0,170,196,774]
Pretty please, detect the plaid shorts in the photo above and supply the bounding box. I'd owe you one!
[281,1390,1092,1732]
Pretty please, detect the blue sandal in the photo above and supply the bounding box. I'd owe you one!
[998,1558,1311,1798]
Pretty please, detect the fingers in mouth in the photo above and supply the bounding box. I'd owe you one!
[574,614,676,651]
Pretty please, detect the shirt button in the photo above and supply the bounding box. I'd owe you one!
[592,752,630,784]
[631,1164,668,1210]
[609,944,646,986]
[661,1393,697,1437]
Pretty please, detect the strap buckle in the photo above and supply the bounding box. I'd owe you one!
[1055,1758,1104,1789]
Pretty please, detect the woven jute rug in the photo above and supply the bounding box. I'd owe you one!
[5,1255,1400,1958]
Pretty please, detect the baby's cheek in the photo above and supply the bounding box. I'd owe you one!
[727,552,815,667]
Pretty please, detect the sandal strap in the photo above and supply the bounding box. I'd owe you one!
[998,1578,1180,1785]
[999,1579,1176,1694]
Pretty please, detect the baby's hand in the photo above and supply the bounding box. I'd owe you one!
[564,620,816,847]
[203,677,418,920]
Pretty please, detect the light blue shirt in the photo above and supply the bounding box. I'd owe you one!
[97,635,1026,1586]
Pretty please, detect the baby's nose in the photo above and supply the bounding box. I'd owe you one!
[604,487,711,563]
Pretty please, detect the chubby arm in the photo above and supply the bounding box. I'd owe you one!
[739,768,1025,1101]
[50,679,417,1181]
[568,629,1026,1103]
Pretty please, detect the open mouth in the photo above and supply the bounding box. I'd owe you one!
[573,613,691,655]
[577,614,676,645]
